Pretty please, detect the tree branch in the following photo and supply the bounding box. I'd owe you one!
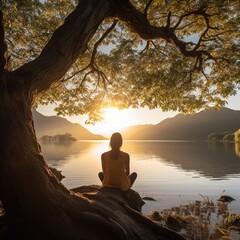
[151,41,168,57]
[89,20,118,66]
[172,6,209,31]
[14,0,111,94]
[144,0,154,18]
[110,1,217,71]
[166,11,171,28]
[61,20,117,90]
[140,41,150,54]
[110,0,172,40]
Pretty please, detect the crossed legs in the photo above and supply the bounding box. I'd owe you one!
[98,172,137,186]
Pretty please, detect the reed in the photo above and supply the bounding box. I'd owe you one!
[148,195,240,240]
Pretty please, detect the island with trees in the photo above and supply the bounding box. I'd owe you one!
[0,1,239,239]
[40,133,77,143]
[208,129,240,142]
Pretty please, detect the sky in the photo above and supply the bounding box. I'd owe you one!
[37,91,240,137]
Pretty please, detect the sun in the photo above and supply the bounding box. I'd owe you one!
[91,107,135,136]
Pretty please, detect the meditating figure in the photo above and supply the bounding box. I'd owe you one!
[98,132,137,191]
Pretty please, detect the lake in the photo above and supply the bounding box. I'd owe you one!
[41,140,240,215]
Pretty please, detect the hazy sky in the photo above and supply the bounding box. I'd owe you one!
[37,91,240,136]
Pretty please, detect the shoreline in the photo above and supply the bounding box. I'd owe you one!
[141,193,240,215]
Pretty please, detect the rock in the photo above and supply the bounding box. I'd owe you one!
[217,195,235,203]
[49,167,65,181]
[142,196,156,201]
[72,185,145,212]
[72,185,185,240]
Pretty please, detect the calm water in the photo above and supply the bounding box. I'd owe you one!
[41,140,240,214]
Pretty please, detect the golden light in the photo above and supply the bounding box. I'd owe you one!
[91,107,136,136]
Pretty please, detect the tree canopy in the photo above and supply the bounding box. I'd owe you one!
[1,0,240,122]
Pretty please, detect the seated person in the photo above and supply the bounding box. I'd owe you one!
[98,132,137,191]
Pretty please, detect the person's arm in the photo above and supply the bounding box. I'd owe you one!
[101,153,106,173]
[125,153,130,176]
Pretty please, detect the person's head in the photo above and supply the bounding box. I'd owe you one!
[110,132,123,150]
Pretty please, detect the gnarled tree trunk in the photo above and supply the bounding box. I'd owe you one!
[0,1,185,239]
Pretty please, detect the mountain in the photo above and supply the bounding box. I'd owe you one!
[32,110,105,140]
[124,108,240,140]
[121,124,153,139]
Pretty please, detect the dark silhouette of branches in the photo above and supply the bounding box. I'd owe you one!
[63,20,118,90]
[110,1,226,72]
[144,0,154,18]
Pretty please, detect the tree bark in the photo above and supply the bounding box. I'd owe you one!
[0,1,186,239]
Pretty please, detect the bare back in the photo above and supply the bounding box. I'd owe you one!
[101,151,131,191]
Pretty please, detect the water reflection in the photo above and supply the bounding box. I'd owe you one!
[41,141,240,215]
[40,141,108,167]
[123,141,240,179]
[41,141,240,180]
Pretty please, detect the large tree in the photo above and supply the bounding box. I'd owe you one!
[0,0,239,239]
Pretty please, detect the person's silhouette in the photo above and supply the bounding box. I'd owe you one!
[98,132,137,191]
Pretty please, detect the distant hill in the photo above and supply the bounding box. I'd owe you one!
[32,110,105,140]
[121,124,153,139]
[124,108,240,140]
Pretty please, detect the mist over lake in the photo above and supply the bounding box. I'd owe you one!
[41,140,240,214]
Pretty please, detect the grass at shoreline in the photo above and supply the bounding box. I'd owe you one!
[148,195,240,240]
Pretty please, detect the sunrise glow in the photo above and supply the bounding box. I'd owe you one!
[91,107,136,136]
[37,104,179,137]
